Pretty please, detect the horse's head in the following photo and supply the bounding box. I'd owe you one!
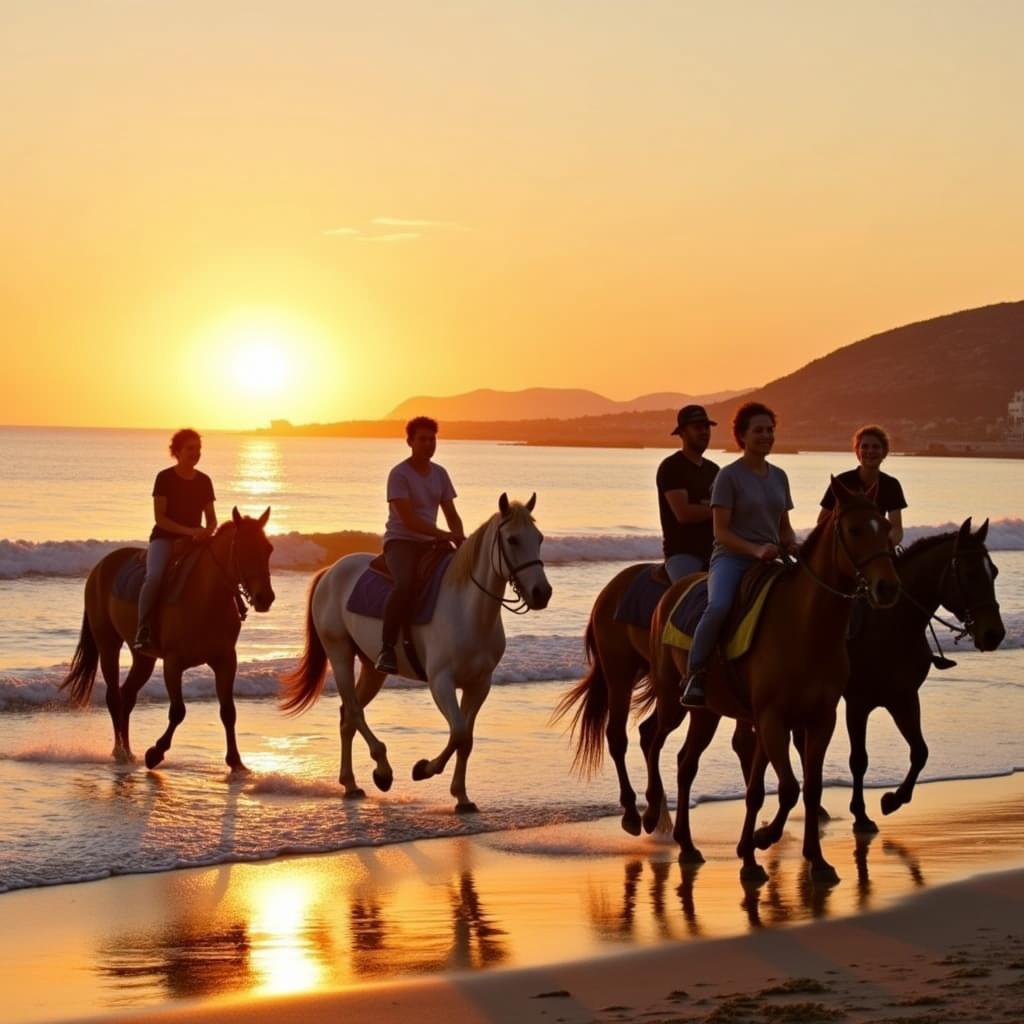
[497,491,552,610]
[948,517,1004,651]
[231,506,276,613]
[829,476,900,609]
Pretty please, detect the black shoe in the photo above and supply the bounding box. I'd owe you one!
[375,645,398,674]
[132,623,153,651]
[680,670,707,708]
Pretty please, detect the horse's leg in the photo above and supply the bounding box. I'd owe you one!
[731,720,756,782]
[736,740,770,883]
[118,652,156,761]
[790,725,830,822]
[801,712,840,884]
[353,658,392,792]
[880,693,929,817]
[606,656,643,836]
[641,693,685,834]
[210,651,246,773]
[448,678,491,813]
[673,710,720,863]
[327,641,388,798]
[750,713,801,851]
[145,658,186,770]
[412,670,466,785]
[846,701,878,833]
[97,639,125,761]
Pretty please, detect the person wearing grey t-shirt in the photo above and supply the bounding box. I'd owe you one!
[375,416,466,674]
[680,402,799,707]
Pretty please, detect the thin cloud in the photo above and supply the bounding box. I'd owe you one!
[372,217,469,232]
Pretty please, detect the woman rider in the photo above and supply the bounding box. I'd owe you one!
[680,402,799,707]
[133,428,217,650]
[818,424,906,546]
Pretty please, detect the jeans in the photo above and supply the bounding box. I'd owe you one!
[138,539,175,625]
[687,551,757,672]
[665,552,705,583]
[381,540,431,647]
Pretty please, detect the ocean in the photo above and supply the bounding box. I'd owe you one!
[1,426,1022,893]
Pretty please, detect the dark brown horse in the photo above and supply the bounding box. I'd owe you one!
[639,482,900,884]
[61,508,276,771]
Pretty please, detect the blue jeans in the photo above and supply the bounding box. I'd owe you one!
[138,539,175,624]
[665,552,705,583]
[687,552,757,672]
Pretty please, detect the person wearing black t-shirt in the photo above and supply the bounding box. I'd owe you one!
[657,405,720,581]
[819,424,906,546]
[133,428,218,650]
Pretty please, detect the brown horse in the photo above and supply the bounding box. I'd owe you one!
[61,508,276,771]
[639,481,900,884]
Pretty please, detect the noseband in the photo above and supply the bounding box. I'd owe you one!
[903,548,1000,646]
[471,518,545,615]
[203,527,268,619]
[795,507,895,601]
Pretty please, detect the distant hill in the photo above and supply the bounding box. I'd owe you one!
[386,386,752,422]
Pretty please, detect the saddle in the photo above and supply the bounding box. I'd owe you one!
[663,560,788,660]
[366,542,454,590]
[112,541,204,606]
[613,563,673,629]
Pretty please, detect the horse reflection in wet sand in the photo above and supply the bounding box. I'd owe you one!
[61,509,276,771]
[281,494,551,811]
[640,482,900,885]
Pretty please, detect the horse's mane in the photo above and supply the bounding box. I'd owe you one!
[448,503,535,585]
[899,531,957,561]
[799,492,881,559]
[213,520,237,537]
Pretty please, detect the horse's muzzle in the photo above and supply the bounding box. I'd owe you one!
[530,582,553,610]
[974,623,1006,651]
[253,590,276,613]
[870,577,900,609]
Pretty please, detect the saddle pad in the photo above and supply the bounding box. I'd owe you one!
[346,552,454,625]
[662,569,783,661]
[112,547,204,605]
[613,564,672,628]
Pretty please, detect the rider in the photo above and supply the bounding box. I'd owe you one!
[818,424,906,547]
[680,401,799,707]
[657,405,720,581]
[375,416,466,674]
[133,428,217,650]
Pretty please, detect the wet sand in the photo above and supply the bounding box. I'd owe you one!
[5,772,1024,1024]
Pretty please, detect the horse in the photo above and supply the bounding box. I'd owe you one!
[280,493,552,812]
[552,564,672,836]
[840,516,1005,832]
[61,508,276,771]
[638,480,901,884]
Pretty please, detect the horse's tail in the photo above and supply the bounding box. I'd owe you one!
[61,610,99,707]
[551,617,609,778]
[280,568,330,715]
[631,670,658,718]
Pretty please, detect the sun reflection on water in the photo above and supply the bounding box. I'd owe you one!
[232,438,288,529]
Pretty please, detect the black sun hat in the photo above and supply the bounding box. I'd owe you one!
[670,404,717,435]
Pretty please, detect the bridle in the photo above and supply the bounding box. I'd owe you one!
[470,516,545,615]
[792,505,896,602]
[202,526,267,620]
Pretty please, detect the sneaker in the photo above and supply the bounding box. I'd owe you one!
[375,645,398,674]
[680,669,707,708]
[132,623,153,651]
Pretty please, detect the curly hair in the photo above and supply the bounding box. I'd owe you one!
[732,402,776,449]
[405,416,439,441]
[853,424,890,455]
[169,428,201,456]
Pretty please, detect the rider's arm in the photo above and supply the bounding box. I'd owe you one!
[204,502,218,532]
[440,499,466,544]
[664,489,713,525]
[887,509,904,547]
[713,506,769,559]
[778,511,799,554]
[153,496,205,539]
[390,497,452,541]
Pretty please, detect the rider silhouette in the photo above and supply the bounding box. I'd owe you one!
[375,417,465,674]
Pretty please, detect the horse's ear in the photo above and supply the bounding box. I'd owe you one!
[973,517,989,545]
[257,506,270,528]
[498,492,511,518]
[525,492,537,513]
[955,517,972,551]
[232,506,243,527]
[829,474,853,506]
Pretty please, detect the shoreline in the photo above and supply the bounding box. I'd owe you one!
[4,771,1024,1023]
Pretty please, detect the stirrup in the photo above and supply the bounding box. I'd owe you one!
[132,624,153,651]
[680,670,707,708]
[375,646,398,674]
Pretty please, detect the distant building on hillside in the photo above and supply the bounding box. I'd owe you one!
[1008,389,1024,442]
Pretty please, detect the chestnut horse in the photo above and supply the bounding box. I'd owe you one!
[639,482,900,884]
[61,508,276,771]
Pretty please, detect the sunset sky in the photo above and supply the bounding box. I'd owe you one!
[4,1,1023,429]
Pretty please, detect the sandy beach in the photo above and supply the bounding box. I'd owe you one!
[5,771,1023,1024]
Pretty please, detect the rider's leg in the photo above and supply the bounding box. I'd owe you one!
[377,540,423,673]
[665,552,703,583]
[134,539,174,649]
[681,552,753,706]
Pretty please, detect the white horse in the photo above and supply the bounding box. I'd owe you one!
[281,493,551,812]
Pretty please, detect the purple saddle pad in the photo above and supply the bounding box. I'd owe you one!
[346,553,454,624]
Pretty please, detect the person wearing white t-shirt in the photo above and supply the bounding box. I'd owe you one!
[375,416,466,674]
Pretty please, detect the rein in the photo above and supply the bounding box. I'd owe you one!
[470,518,544,615]
[201,530,253,621]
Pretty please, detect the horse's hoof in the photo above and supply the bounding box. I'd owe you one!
[144,747,163,770]
[372,769,393,793]
[880,792,902,816]
[455,801,479,814]
[343,787,367,800]
[740,863,769,886]
[112,747,136,764]
[228,763,251,776]
[752,826,776,850]
[641,805,662,835]
[853,817,879,835]
[621,810,642,836]
[818,805,832,823]
[810,863,841,887]
[411,759,431,782]
[679,847,705,865]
